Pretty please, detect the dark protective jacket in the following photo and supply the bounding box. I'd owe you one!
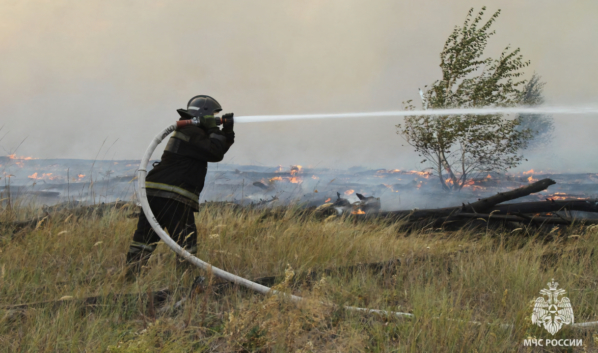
[145,120,234,210]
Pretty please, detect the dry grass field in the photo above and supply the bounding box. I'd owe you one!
[1,201,598,352]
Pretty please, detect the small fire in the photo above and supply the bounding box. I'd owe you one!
[383,184,399,192]
[76,174,86,181]
[523,169,534,175]
[28,172,59,181]
[547,192,589,201]
[344,189,355,195]
[405,170,431,178]
[8,154,35,160]
[527,175,538,183]
[325,197,331,203]
[486,174,492,179]
[351,209,366,215]
[269,175,302,184]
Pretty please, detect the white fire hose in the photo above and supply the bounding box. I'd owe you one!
[136,121,413,318]
[137,121,598,328]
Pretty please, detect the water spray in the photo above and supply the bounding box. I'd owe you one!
[234,106,598,124]
[137,106,598,326]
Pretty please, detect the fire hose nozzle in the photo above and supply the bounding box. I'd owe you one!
[176,116,232,128]
[215,116,233,126]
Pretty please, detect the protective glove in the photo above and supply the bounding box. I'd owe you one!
[222,112,234,133]
[200,115,218,130]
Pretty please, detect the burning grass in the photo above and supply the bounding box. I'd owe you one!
[2,203,598,351]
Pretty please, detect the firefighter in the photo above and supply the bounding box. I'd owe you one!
[125,95,234,278]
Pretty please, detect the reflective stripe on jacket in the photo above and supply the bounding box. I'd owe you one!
[145,181,200,210]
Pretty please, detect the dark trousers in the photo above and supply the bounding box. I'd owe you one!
[126,196,198,266]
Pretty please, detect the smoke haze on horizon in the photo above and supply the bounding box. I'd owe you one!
[1,0,597,173]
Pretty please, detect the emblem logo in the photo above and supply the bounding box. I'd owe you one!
[532,279,574,335]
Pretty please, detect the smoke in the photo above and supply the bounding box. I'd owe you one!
[1,0,597,172]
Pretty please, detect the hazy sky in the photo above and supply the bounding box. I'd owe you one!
[1,0,597,172]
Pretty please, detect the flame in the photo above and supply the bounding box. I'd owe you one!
[28,172,59,181]
[486,174,492,179]
[325,197,331,203]
[523,169,534,175]
[527,175,538,183]
[8,154,35,160]
[375,169,430,178]
[383,184,399,192]
[344,189,355,195]
[275,165,283,173]
[351,209,366,215]
[546,192,589,201]
[270,175,302,184]
[404,170,431,178]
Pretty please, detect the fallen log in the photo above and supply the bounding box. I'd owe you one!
[463,178,556,213]
[372,178,558,222]
[452,213,598,225]
[492,199,598,214]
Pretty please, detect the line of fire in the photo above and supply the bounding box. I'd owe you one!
[2,152,598,228]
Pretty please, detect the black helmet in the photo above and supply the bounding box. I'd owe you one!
[185,95,222,117]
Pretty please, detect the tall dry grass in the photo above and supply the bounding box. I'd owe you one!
[1,202,598,352]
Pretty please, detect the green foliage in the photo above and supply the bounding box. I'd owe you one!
[397,7,533,191]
